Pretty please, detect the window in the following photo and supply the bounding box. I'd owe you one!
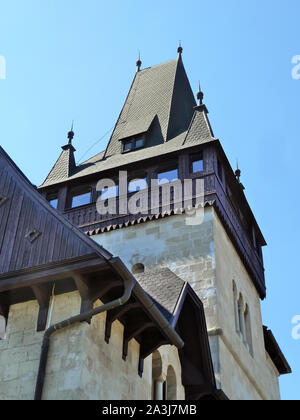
[157,169,179,185]
[166,366,177,400]
[47,193,58,209]
[131,263,145,274]
[238,294,245,340]
[100,185,119,200]
[49,198,58,209]
[233,281,239,333]
[233,286,253,356]
[71,190,92,208]
[244,305,253,356]
[122,136,145,152]
[128,178,147,193]
[191,153,204,173]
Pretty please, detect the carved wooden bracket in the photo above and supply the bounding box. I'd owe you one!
[122,321,154,361]
[31,284,52,331]
[105,302,140,344]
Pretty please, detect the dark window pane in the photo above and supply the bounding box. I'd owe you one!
[192,159,204,173]
[135,137,144,149]
[158,169,178,185]
[124,141,132,151]
[71,191,91,208]
[49,198,58,209]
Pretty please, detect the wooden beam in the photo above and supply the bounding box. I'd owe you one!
[31,284,52,332]
[73,274,124,319]
[122,321,154,360]
[73,274,93,316]
[0,256,105,293]
[105,302,140,343]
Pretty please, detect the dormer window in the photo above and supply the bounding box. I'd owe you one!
[122,136,145,153]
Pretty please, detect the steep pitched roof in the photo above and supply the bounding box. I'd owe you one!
[43,143,76,187]
[40,56,216,188]
[104,56,196,158]
[135,267,185,323]
[0,146,111,277]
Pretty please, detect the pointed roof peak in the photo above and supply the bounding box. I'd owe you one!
[41,128,77,187]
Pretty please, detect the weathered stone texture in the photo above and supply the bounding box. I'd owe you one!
[0,291,184,400]
[94,207,281,400]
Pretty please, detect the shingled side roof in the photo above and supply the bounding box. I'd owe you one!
[135,267,186,323]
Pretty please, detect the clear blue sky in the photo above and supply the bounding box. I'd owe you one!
[0,0,299,400]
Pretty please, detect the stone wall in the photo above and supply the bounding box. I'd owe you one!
[213,213,281,400]
[0,291,184,400]
[93,207,281,400]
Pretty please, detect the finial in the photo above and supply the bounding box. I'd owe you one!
[235,160,242,183]
[136,51,142,72]
[177,40,183,56]
[67,121,74,144]
[197,81,204,105]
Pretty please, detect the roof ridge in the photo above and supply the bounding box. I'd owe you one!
[165,56,181,142]
[103,70,139,159]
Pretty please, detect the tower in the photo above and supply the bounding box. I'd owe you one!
[38,48,290,400]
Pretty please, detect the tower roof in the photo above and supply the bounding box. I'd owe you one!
[104,56,197,157]
[41,55,215,188]
[42,129,77,187]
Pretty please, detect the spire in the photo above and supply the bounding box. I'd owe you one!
[235,160,245,190]
[197,81,204,106]
[67,121,74,145]
[177,41,183,57]
[136,52,142,72]
[235,160,241,182]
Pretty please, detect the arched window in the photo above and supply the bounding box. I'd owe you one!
[166,365,177,400]
[131,263,145,274]
[238,294,246,341]
[152,350,165,400]
[244,304,253,356]
[233,281,239,333]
